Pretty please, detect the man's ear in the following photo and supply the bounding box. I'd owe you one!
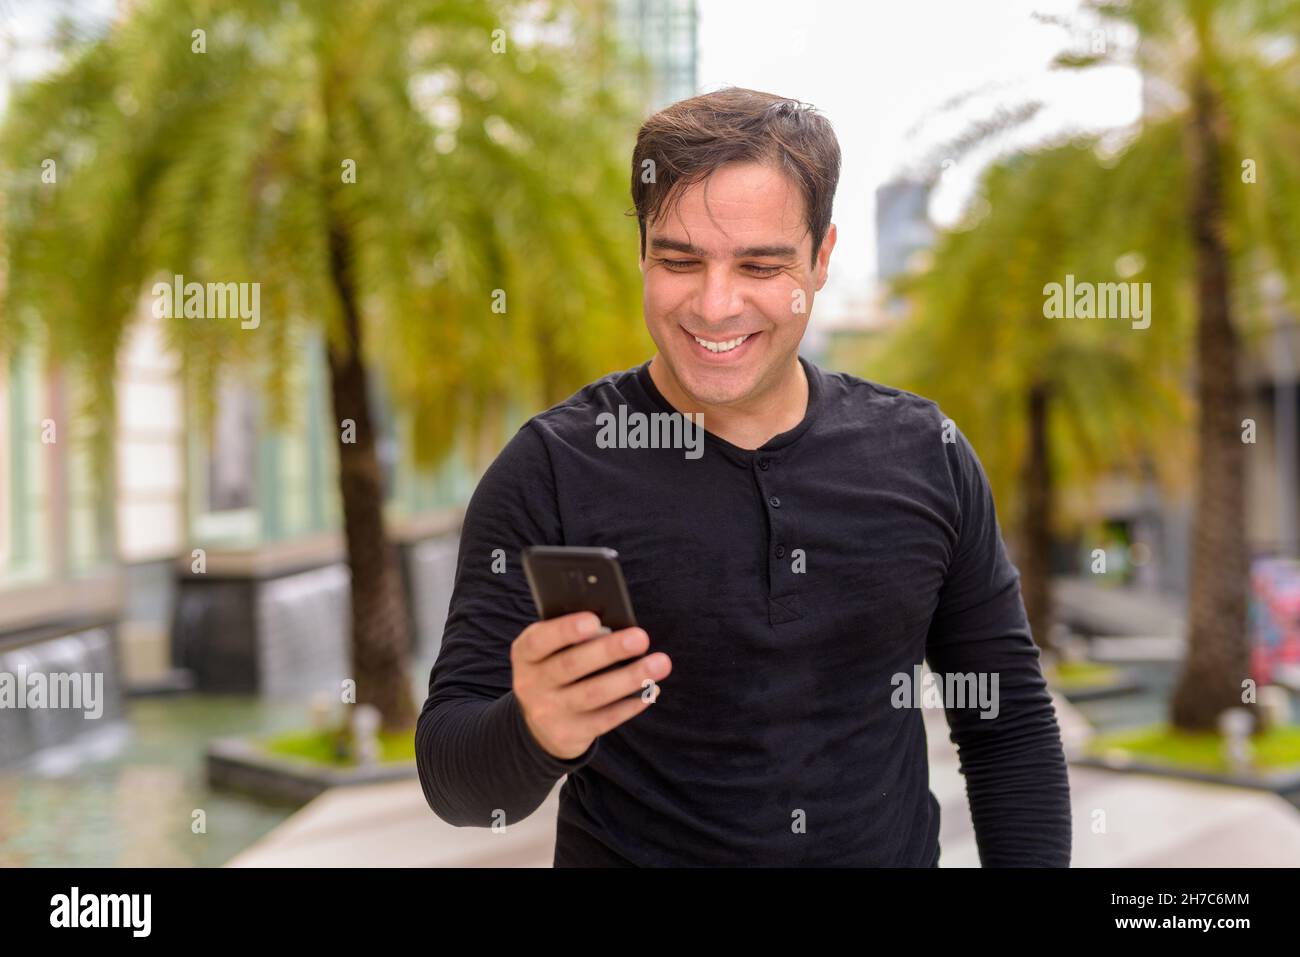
[814,223,837,291]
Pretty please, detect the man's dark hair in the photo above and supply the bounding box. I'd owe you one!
[629,86,841,267]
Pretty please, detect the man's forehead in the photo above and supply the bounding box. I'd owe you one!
[685,168,797,210]
[644,162,810,258]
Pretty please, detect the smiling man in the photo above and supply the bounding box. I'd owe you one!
[416,87,1072,867]
[642,156,821,452]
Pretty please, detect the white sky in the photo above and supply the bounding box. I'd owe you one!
[696,0,1143,328]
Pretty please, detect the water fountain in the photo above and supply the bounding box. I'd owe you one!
[0,626,125,768]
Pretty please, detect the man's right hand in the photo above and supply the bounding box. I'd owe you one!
[512,611,672,761]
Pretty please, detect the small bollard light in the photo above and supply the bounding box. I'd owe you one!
[352,703,381,766]
[1258,685,1292,730]
[309,690,333,731]
[1218,707,1254,774]
[1060,632,1088,664]
[1048,624,1076,660]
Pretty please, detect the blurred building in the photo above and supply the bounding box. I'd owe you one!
[611,0,698,111]
[1241,305,1300,559]
[817,179,933,384]
[875,179,935,289]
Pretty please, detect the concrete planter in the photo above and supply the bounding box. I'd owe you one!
[1071,752,1300,807]
[1051,670,1145,702]
[206,734,417,806]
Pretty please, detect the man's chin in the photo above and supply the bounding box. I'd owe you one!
[672,366,757,409]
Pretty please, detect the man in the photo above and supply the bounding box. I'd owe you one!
[416,87,1072,866]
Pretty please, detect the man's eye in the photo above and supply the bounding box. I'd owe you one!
[660,259,697,270]
[745,264,783,277]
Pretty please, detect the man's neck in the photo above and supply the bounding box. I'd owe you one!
[647,354,809,451]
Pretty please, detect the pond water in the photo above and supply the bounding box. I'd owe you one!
[0,657,438,867]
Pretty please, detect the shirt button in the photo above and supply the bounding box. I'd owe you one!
[757,457,769,470]
[768,495,781,508]
[775,545,786,558]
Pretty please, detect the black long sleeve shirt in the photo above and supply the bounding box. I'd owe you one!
[415,356,1072,866]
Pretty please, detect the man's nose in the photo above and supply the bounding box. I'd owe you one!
[693,264,744,325]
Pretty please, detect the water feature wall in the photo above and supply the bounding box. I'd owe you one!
[0,624,126,768]
[404,534,459,663]
[172,528,461,695]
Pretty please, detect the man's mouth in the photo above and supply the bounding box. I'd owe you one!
[682,326,760,358]
[694,333,749,353]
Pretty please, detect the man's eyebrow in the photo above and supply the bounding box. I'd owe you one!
[648,237,704,256]
[732,243,799,258]
[649,237,798,259]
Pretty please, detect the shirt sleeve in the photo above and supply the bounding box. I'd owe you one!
[923,422,1072,867]
[415,421,600,828]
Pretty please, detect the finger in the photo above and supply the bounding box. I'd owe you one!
[543,627,649,687]
[581,690,658,739]
[562,652,671,713]
[514,612,606,665]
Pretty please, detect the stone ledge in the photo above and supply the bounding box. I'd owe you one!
[0,581,123,646]
[179,508,464,581]
[1052,672,1145,702]
[1071,753,1300,805]
[206,735,418,807]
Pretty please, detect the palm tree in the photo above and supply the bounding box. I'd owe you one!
[0,0,649,731]
[873,137,1192,658]
[881,0,1300,733]
[1055,0,1300,731]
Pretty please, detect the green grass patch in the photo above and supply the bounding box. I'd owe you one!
[1086,722,1300,774]
[261,728,416,767]
[1047,659,1123,689]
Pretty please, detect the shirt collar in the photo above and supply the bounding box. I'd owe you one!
[631,353,824,462]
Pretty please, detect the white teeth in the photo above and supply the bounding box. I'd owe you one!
[693,333,750,353]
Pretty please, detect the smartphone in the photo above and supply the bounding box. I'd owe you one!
[521,546,637,631]
[521,546,644,693]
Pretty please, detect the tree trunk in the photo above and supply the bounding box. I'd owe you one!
[325,220,417,733]
[1169,69,1254,733]
[1020,380,1055,655]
